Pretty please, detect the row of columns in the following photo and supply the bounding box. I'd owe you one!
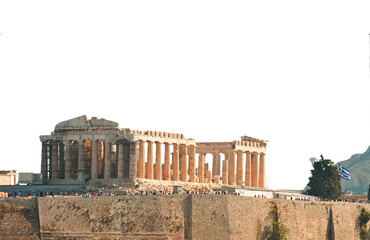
[199,151,264,187]
[137,140,197,182]
[136,140,265,188]
[41,139,134,182]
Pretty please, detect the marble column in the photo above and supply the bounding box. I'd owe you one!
[78,140,85,181]
[228,151,236,185]
[258,153,265,187]
[41,141,48,180]
[172,143,179,181]
[146,141,153,179]
[137,140,145,178]
[188,145,196,182]
[212,152,221,178]
[163,142,171,180]
[129,141,139,179]
[118,143,124,179]
[198,154,205,183]
[104,141,111,180]
[154,141,162,180]
[222,159,229,185]
[236,150,243,186]
[65,140,72,180]
[245,151,252,187]
[51,142,58,180]
[180,144,187,182]
[90,140,98,180]
[205,170,212,183]
[251,152,259,187]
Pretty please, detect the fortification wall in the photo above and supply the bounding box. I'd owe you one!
[0,195,369,240]
[38,195,185,239]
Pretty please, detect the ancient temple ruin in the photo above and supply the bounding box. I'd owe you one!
[40,116,267,187]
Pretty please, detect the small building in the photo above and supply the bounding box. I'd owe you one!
[18,172,43,185]
[274,189,315,200]
[221,185,274,198]
[173,185,183,194]
[0,170,17,185]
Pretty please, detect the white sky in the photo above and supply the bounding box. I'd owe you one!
[0,1,369,190]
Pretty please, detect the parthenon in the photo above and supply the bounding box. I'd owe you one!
[40,116,267,187]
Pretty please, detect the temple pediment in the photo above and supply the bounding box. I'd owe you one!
[55,115,118,131]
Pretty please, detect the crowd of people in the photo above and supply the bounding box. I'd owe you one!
[3,189,244,198]
[0,187,368,203]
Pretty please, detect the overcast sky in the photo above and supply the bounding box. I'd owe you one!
[0,1,369,190]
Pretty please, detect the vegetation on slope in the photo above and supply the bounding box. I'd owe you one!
[336,146,370,195]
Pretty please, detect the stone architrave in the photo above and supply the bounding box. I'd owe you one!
[251,152,259,187]
[245,151,252,187]
[146,141,153,179]
[154,142,162,180]
[163,142,171,180]
[236,150,243,186]
[258,153,265,187]
[172,143,179,181]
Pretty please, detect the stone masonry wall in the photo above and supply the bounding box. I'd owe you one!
[0,197,40,239]
[0,195,369,240]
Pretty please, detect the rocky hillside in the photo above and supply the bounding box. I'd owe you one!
[336,146,370,195]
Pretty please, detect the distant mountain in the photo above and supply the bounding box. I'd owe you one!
[335,146,370,195]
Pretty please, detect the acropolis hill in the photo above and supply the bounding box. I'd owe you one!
[39,115,267,188]
[1,116,369,239]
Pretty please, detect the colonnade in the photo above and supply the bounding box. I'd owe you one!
[136,140,265,188]
[137,140,197,183]
[41,139,135,183]
[196,151,264,187]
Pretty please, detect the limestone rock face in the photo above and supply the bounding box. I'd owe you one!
[55,115,118,131]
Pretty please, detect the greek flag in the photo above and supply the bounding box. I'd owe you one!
[338,164,351,180]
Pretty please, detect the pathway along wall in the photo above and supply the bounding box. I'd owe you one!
[0,196,369,239]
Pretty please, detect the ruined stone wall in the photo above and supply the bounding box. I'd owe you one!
[0,195,369,240]
[0,175,12,185]
[0,197,40,239]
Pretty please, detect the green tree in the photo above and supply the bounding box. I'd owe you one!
[306,155,341,200]
[359,208,370,240]
[368,184,370,201]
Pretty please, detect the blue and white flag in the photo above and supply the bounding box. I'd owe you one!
[338,164,351,180]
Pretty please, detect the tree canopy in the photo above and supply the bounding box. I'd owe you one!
[306,155,341,200]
